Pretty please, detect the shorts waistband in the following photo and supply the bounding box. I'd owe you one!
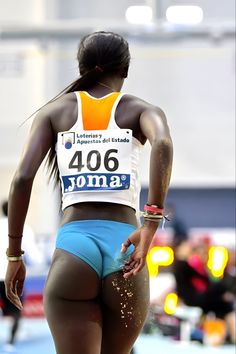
[59,219,136,230]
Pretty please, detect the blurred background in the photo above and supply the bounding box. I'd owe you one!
[0,0,235,353]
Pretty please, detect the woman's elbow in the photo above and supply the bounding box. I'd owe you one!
[11,171,34,191]
[152,137,173,154]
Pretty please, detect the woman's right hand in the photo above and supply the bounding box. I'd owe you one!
[5,260,26,310]
[121,221,158,278]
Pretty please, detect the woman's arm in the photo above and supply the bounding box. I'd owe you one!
[8,109,54,254]
[5,108,54,308]
[140,107,173,207]
[122,107,173,278]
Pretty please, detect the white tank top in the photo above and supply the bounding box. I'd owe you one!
[56,91,143,211]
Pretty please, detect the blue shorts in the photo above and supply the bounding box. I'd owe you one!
[56,220,136,278]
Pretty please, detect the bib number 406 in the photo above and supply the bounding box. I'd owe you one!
[69,149,119,172]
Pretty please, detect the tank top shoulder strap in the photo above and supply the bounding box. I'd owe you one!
[73,91,126,131]
[108,92,126,129]
[73,91,83,130]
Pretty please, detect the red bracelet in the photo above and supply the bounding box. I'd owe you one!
[144,204,164,215]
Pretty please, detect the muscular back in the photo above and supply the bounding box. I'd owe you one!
[49,90,155,146]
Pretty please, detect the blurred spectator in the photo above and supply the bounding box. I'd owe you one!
[172,238,235,344]
[188,238,211,292]
[0,200,43,352]
[190,239,236,296]
[223,248,236,296]
[166,203,188,243]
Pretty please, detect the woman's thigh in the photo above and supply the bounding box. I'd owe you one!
[101,266,150,354]
[43,249,102,354]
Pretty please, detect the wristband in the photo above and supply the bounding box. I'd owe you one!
[6,249,25,261]
[7,256,23,262]
[143,217,162,223]
[144,204,163,215]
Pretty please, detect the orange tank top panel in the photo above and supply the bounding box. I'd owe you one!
[79,91,121,130]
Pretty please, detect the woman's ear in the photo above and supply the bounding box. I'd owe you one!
[121,66,129,78]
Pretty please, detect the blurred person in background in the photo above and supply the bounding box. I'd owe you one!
[223,248,236,296]
[0,200,43,352]
[172,238,235,344]
[4,31,173,354]
[188,236,211,282]
[166,203,189,244]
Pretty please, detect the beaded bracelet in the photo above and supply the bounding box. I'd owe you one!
[142,204,169,223]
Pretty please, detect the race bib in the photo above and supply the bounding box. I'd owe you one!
[57,129,132,193]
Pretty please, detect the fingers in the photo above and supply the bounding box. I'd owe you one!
[133,258,146,275]
[121,227,140,253]
[5,281,23,310]
[124,259,136,271]
[17,280,24,297]
[123,257,146,279]
[7,293,23,310]
[120,238,132,253]
[123,264,138,278]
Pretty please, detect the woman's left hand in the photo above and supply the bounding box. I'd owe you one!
[121,221,158,278]
[5,261,26,310]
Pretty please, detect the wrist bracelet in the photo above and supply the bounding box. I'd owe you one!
[142,212,170,222]
[6,249,25,261]
[143,217,162,223]
[7,255,23,262]
[144,204,164,215]
[142,212,163,219]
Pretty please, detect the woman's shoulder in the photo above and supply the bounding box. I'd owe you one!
[121,93,152,108]
[33,93,77,127]
[46,92,77,115]
[121,93,165,116]
[32,92,77,133]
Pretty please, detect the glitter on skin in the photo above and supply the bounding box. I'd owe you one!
[111,276,139,328]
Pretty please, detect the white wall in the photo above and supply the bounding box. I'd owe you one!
[0,0,60,235]
[126,41,235,187]
[56,0,235,22]
[57,0,143,19]
[0,0,47,23]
